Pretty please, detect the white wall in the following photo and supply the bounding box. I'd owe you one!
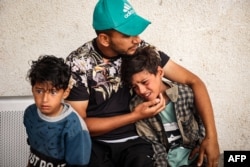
[0,0,249,153]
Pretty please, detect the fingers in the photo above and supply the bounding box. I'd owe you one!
[197,148,204,167]
[133,93,166,119]
[146,98,160,107]
[197,150,220,167]
[206,155,220,167]
[148,93,165,114]
[137,93,165,117]
[146,93,161,107]
[189,147,199,159]
[212,160,219,167]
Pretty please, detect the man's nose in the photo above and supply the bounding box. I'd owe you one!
[132,36,141,44]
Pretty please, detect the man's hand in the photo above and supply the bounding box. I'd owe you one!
[196,137,220,167]
[132,93,165,119]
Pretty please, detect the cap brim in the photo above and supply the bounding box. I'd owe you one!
[115,15,151,36]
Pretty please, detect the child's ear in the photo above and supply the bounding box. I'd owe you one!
[157,66,164,77]
[63,87,71,99]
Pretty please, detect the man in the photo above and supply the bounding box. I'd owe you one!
[65,0,219,166]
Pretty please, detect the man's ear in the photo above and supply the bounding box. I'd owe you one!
[97,33,110,47]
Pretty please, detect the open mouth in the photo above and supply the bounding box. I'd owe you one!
[141,92,151,100]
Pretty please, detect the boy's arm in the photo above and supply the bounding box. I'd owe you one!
[163,59,220,167]
[65,121,91,166]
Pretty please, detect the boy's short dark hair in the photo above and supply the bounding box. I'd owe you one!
[121,45,161,87]
[27,55,70,90]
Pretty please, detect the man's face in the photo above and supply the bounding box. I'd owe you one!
[108,31,142,55]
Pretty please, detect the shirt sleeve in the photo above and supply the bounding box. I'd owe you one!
[65,50,90,101]
[159,51,170,68]
[65,114,91,166]
[65,130,91,166]
[66,84,89,101]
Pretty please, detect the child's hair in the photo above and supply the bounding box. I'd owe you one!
[121,45,161,87]
[27,55,70,90]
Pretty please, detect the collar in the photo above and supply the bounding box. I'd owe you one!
[162,78,178,102]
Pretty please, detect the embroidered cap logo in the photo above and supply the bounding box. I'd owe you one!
[123,3,135,19]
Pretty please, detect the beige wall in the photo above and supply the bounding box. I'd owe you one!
[1,0,250,153]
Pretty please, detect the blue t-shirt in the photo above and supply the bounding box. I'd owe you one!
[23,103,91,166]
[159,102,197,167]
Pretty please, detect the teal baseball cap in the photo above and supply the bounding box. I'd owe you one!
[93,0,151,36]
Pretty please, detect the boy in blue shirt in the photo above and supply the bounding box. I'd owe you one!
[24,55,91,167]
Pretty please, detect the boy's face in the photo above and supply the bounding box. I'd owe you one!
[32,82,69,117]
[131,67,163,101]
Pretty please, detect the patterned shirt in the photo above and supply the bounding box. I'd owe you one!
[130,78,205,167]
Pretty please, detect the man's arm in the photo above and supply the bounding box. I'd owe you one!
[163,59,220,167]
[66,94,165,137]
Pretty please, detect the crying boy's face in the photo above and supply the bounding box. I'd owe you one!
[131,68,163,101]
